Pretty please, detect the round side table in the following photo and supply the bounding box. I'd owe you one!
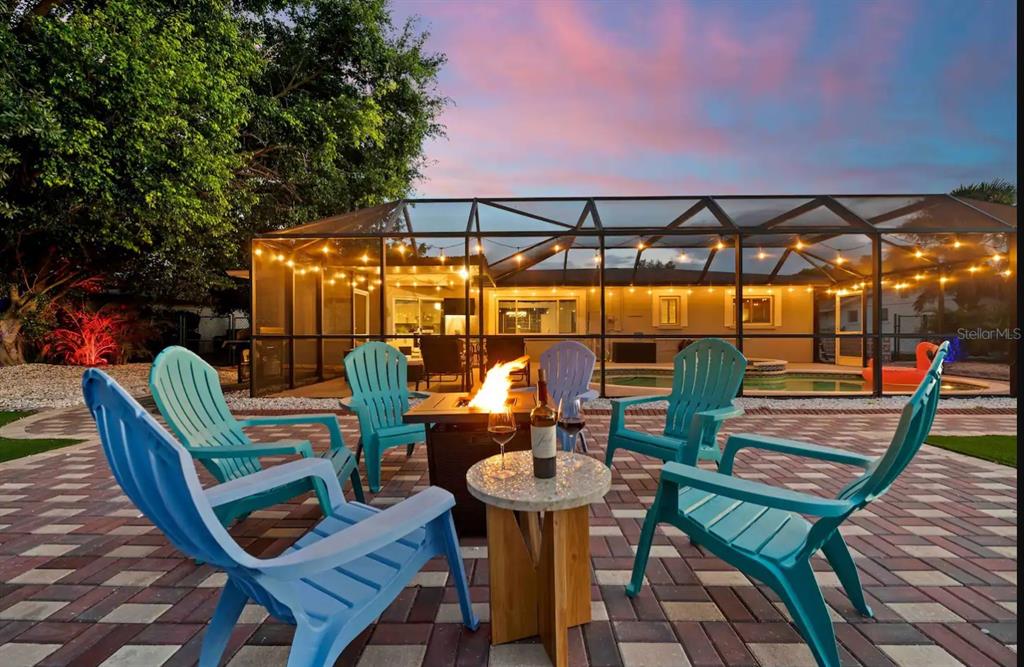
[466,450,611,667]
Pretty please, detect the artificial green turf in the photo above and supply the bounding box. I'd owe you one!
[926,434,1017,467]
[0,411,83,463]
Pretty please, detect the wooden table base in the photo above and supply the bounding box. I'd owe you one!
[487,504,591,667]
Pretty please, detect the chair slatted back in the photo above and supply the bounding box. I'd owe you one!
[803,342,949,557]
[344,342,410,431]
[664,339,746,441]
[149,346,260,482]
[540,341,596,417]
[84,369,243,568]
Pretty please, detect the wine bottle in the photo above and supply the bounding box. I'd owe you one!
[530,369,557,478]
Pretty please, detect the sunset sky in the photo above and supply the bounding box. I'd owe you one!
[390,0,1017,197]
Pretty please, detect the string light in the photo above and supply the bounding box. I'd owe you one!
[637,241,645,250]
[756,249,768,260]
[360,254,369,264]
[967,266,979,274]
[834,255,845,265]
[439,252,446,263]
[794,239,804,250]
[628,285,635,293]
[515,253,523,264]
[992,253,1002,262]
[254,247,263,257]
[939,276,950,285]
[952,239,962,249]
[285,259,295,268]
[914,273,924,281]
[593,254,601,264]
[1002,269,1013,277]
[321,244,331,254]
[476,243,483,254]
[458,267,469,280]
[914,249,924,258]
[714,240,726,250]
[678,252,689,262]
[553,244,561,251]
[275,253,285,262]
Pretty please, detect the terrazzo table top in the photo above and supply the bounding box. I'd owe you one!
[466,450,611,512]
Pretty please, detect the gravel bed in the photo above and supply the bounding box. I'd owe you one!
[0,363,236,411]
[1,363,1015,413]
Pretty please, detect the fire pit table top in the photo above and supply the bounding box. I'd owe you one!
[466,451,611,512]
[404,391,537,426]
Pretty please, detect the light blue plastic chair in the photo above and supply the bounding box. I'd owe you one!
[149,346,363,525]
[627,342,949,667]
[83,369,478,667]
[606,338,746,467]
[343,342,429,492]
[540,341,598,452]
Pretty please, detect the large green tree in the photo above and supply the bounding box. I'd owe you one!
[1,0,445,364]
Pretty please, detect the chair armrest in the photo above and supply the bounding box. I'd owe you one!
[680,403,744,465]
[660,462,852,518]
[610,395,666,435]
[239,414,346,451]
[257,486,456,578]
[186,441,314,459]
[204,457,344,510]
[719,433,875,475]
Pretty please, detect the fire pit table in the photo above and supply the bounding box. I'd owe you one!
[402,390,537,536]
[467,450,611,667]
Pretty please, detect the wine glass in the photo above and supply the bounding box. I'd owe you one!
[487,406,517,479]
[557,396,586,454]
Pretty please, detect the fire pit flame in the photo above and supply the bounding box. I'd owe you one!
[467,355,529,412]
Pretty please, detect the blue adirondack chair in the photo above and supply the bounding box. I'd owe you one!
[343,342,429,493]
[149,346,363,526]
[540,341,599,452]
[606,338,746,467]
[83,369,478,667]
[627,342,950,667]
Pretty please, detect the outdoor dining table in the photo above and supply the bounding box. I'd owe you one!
[466,451,611,667]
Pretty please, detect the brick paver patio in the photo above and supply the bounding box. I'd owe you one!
[0,408,1016,667]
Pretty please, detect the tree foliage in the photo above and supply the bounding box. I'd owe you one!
[0,0,446,363]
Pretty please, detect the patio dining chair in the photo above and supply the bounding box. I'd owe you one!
[149,346,363,526]
[83,369,478,667]
[419,335,467,389]
[485,335,530,385]
[606,338,746,467]
[626,342,949,667]
[342,342,430,493]
[539,340,598,452]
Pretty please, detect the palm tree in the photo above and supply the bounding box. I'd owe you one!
[952,179,1017,205]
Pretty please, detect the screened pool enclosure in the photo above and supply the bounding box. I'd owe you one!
[250,195,1017,397]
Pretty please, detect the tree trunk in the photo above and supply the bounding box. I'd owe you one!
[0,314,26,365]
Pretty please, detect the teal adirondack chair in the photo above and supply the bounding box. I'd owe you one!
[627,342,950,667]
[149,346,363,525]
[606,338,746,467]
[84,369,478,667]
[343,342,429,493]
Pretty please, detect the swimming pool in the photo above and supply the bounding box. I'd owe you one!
[603,371,985,394]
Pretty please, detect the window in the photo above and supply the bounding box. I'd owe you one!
[497,299,577,334]
[658,296,681,326]
[392,298,442,335]
[733,296,774,326]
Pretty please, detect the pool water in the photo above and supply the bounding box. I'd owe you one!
[605,372,980,393]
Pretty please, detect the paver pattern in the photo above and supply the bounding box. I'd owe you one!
[0,408,1016,667]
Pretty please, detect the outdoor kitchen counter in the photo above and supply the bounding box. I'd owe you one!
[467,451,611,667]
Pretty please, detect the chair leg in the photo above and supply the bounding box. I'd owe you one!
[435,511,480,631]
[776,562,841,667]
[626,492,663,597]
[604,441,617,467]
[822,532,873,617]
[406,443,415,457]
[365,440,382,493]
[354,440,363,464]
[286,621,335,667]
[349,467,365,504]
[199,580,247,667]
[578,431,589,453]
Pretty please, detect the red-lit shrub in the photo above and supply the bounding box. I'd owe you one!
[42,305,133,366]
